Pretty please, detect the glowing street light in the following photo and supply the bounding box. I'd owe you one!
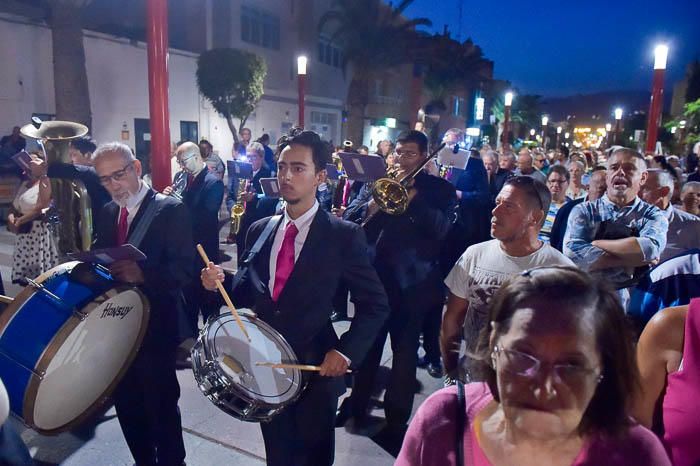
[541,116,549,149]
[502,91,514,148]
[297,55,308,127]
[556,126,562,148]
[614,107,623,144]
[646,44,669,152]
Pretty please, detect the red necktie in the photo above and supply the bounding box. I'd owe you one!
[186,173,194,190]
[116,207,129,246]
[272,223,299,302]
[342,180,351,207]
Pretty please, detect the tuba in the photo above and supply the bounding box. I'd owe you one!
[20,119,91,253]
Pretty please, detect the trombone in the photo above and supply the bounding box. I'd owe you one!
[362,142,446,225]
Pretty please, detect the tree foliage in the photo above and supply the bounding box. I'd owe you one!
[685,60,700,104]
[196,48,267,142]
[491,94,543,130]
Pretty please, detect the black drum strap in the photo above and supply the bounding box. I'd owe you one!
[128,193,166,249]
[456,380,466,466]
[230,215,282,295]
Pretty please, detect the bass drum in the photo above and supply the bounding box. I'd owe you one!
[192,311,304,422]
[0,261,149,434]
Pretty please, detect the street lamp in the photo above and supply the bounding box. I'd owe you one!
[297,55,308,128]
[502,91,513,149]
[605,123,612,146]
[541,115,549,149]
[645,44,668,153]
[556,126,562,148]
[614,107,623,145]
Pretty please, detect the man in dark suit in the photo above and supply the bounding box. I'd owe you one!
[93,142,193,466]
[236,142,273,260]
[341,130,457,438]
[483,150,513,204]
[201,129,389,466]
[164,141,224,338]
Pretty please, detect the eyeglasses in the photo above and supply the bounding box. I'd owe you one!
[177,155,197,166]
[394,149,420,159]
[535,158,546,164]
[492,345,603,386]
[547,178,568,185]
[98,162,134,185]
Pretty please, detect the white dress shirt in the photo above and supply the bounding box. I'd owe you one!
[120,181,149,230]
[268,200,318,292]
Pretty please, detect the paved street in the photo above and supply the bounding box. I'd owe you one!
[0,228,442,465]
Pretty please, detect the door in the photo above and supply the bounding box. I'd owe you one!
[134,118,151,175]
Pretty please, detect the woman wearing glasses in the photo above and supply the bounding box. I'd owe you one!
[397,267,670,466]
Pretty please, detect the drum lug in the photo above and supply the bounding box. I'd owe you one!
[26,278,69,309]
[71,309,88,321]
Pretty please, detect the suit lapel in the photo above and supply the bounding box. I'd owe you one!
[276,209,328,304]
[254,218,282,296]
[103,203,120,247]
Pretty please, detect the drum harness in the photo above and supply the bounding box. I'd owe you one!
[229,214,283,296]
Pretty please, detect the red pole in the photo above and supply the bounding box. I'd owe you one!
[146,0,171,191]
[645,68,665,153]
[298,74,306,128]
[502,106,510,148]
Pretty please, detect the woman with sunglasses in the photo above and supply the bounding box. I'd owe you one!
[397,267,670,466]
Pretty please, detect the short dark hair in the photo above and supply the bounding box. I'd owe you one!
[257,133,270,144]
[591,165,607,173]
[503,175,551,215]
[199,139,213,150]
[70,136,97,155]
[474,266,639,438]
[276,127,331,172]
[396,130,428,154]
[548,164,570,183]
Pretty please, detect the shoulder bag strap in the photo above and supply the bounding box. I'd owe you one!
[127,193,165,249]
[456,380,466,466]
[230,215,282,294]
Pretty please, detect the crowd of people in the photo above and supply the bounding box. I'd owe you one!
[1,121,700,466]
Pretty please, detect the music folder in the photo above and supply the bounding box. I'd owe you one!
[227,160,253,179]
[11,150,32,171]
[68,244,147,265]
[337,152,386,182]
[259,178,280,197]
[325,163,341,180]
[436,146,469,170]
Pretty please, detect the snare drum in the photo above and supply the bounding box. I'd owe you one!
[0,261,149,434]
[191,311,304,422]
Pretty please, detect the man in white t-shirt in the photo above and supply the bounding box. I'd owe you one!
[440,176,574,382]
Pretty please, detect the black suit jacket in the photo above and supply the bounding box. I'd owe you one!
[180,169,224,265]
[232,209,390,367]
[94,188,195,346]
[550,197,586,252]
[489,168,513,203]
[344,172,457,295]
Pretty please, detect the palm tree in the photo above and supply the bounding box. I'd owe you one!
[491,93,543,140]
[46,0,93,129]
[319,0,431,144]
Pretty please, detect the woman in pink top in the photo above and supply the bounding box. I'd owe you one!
[634,299,700,466]
[397,267,670,466]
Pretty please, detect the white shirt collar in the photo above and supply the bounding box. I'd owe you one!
[282,200,318,231]
[125,181,149,212]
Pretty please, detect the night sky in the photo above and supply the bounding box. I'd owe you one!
[397,0,700,97]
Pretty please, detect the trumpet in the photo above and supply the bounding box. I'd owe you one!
[370,143,446,216]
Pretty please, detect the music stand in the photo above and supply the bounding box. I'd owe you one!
[325,163,341,180]
[227,160,253,179]
[338,152,386,182]
[259,178,280,197]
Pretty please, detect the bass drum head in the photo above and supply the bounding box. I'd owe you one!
[206,313,303,406]
[27,287,149,433]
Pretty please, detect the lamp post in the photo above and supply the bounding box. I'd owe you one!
[679,119,687,145]
[614,107,623,145]
[297,55,308,128]
[556,126,562,149]
[502,91,513,149]
[645,44,668,153]
[541,115,549,150]
[605,123,612,146]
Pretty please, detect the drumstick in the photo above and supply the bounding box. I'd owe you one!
[196,244,251,342]
[0,295,13,305]
[255,362,352,373]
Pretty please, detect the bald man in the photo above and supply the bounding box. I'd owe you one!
[167,142,224,339]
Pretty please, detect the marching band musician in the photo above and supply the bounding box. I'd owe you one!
[92,142,194,466]
[340,130,457,444]
[201,129,389,466]
[163,141,224,341]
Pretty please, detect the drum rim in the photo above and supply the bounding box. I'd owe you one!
[203,312,304,405]
[22,285,150,435]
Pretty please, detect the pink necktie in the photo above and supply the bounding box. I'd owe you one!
[272,223,299,301]
[342,180,351,206]
[116,207,128,246]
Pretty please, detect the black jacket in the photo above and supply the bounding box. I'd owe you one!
[180,168,224,265]
[550,197,586,252]
[232,209,390,367]
[47,162,112,224]
[94,189,194,346]
[344,171,457,294]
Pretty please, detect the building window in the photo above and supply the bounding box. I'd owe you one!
[318,36,342,68]
[241,5,280,50]
[453,97,467,117]
[180,121,198,143]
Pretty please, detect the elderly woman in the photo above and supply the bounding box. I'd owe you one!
[397,267,670,466]
[566,160,587,199]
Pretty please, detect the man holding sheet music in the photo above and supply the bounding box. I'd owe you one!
[92,142,193,466]
[201,129,389,466]
[341,130,457,443]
